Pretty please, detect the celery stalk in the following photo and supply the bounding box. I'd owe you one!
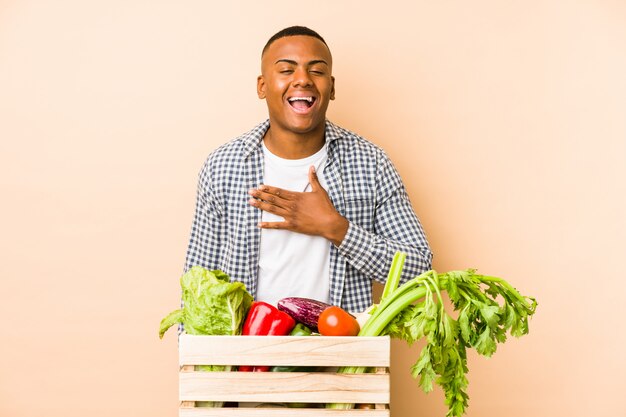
[380,251,407,302]
[327,252,538,416]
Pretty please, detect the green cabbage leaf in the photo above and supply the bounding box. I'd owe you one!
[159,266,253,406]
[159,266,253,338]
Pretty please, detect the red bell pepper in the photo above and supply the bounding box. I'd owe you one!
[239,301,296,372]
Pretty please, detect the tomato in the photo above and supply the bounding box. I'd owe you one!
[317,306,360,336]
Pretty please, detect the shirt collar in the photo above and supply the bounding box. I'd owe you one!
[242,119,344,158]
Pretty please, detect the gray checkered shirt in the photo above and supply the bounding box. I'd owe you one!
[184,119,432,313]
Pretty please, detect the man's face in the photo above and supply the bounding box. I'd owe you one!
[258,35,335,135]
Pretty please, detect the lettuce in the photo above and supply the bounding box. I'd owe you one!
[159,266,253,407]
[159,266,253,339]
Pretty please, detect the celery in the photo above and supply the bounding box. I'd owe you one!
[380,251,406,302]
[327,253,538,416]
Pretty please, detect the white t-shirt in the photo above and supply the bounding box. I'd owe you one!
[255,141,331,306]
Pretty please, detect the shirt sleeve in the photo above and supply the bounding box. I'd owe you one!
[336,150,432,285]
[184,159,225,273]
[179,159,225,335]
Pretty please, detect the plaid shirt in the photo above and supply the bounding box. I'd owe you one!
[184,119,432,313]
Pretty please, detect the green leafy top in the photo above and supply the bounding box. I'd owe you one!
[341,253,537,417]
[159,266,253,338]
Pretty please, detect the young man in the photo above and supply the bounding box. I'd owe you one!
[184,26,432,313]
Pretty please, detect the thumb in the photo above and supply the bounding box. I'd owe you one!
[308,165,321,191]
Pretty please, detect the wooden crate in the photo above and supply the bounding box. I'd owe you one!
[179,334,391,416]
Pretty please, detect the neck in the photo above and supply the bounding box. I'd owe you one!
[263,123,326,159]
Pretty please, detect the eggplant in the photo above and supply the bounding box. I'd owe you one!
[276,297,331,331]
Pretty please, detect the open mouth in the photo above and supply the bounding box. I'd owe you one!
[287,96,317,112]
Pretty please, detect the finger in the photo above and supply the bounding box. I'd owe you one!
[248,197,290,217]
[308,165,321,192]
[257,221,290,230]
[251,185,294,201]
[248,188,291,210]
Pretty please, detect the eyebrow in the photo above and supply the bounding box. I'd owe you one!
[274,59,329,66]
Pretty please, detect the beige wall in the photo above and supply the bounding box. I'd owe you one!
[1,1,624,416]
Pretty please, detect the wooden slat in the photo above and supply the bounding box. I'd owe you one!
[179,371,390,404]
[180,365,196,408]
[179,335,390,367]
[180,408,389,417]
[374,367,388,410]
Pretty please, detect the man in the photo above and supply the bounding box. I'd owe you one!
[184,26,432,313]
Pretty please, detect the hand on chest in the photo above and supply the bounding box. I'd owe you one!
[261,143,328,221]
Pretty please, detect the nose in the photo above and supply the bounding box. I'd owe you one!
[292,67,313,87]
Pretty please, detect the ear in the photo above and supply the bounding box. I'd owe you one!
[330,76,336,100]
[257,75,266,99]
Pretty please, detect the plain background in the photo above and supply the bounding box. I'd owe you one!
[1,1,624,416]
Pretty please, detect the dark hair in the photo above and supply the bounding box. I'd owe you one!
[262,26,329,56]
